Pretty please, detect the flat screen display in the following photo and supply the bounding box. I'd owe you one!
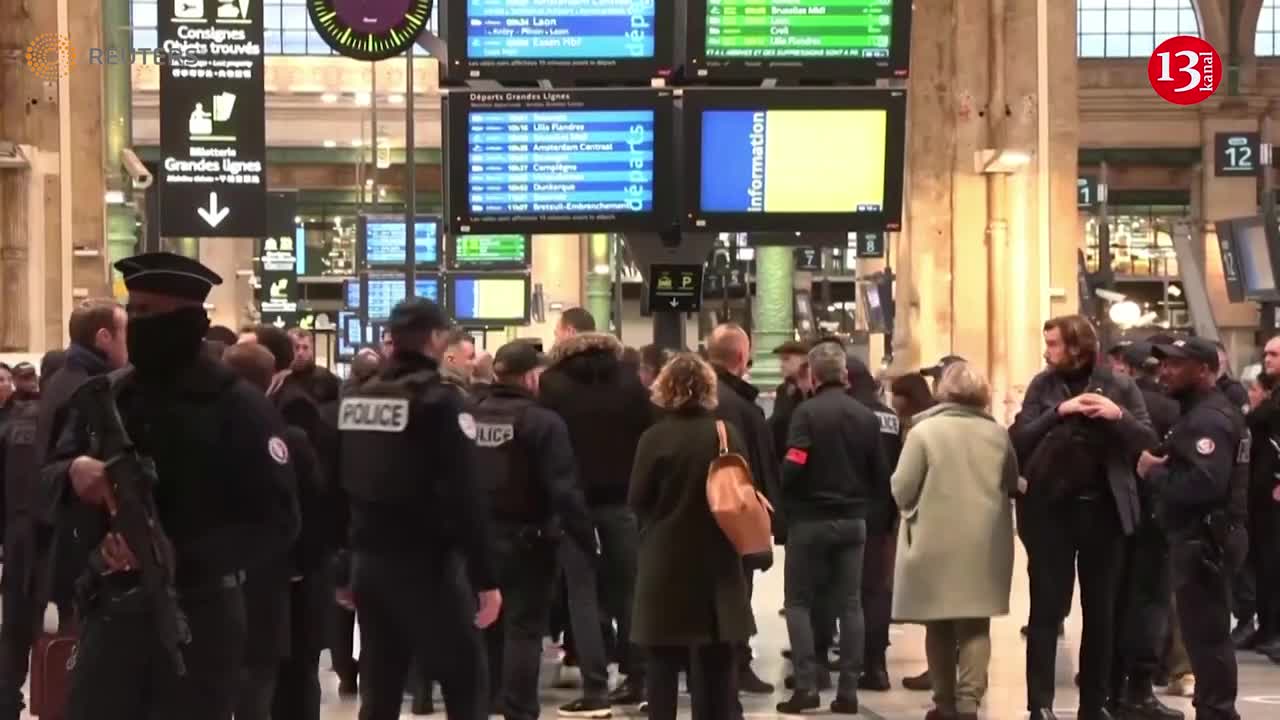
[450,275,531,324]
[444,88,675,234]
[450,234,531,269]
[344,278,360,309]
[1236,221,1278,297]
[446,0,669,81]
[684,88,905,232]
[365,274,442,320]
[339,311,360,357]
[686,0,911,80]
[360,215,441,268]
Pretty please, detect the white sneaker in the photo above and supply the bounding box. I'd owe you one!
[1167,673,1195,697]
[554,664,583,689]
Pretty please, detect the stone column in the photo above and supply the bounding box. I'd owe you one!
[751,245,794,388]
[584,233,612,333]
[103,0,137,295]
[69,0,109,298]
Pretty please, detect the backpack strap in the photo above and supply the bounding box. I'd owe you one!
[716,420,729,456]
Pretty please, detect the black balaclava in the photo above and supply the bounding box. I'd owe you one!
[127,306,210,377]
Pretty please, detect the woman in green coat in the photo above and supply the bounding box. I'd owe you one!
[628,353,755,720]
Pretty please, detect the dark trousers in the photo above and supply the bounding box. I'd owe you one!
[484,527,559,720]
[646,644,736,720]
[352,551,487,720]
[1172,532,1242,720]
[558,538,609,699]
[330,605,357,678]
[1024,495,1124,712]
[591,505,643,681]
[66,584,247,720]
[0,539,72,720]
[1110,520,1172,698]
[783,517,867,698]
[235,665,277,720]
[1248,500,1280,640]
[861,532,896,667]
[272,574,327,720]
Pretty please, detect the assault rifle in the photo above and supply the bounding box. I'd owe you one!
[70,374,191,675]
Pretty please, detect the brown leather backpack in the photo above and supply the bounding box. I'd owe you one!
[707,420,775,556]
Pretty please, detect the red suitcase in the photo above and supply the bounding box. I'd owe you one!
[29,631,75,719]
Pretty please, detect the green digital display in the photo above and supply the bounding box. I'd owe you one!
[705,0,893,59]
[453,235,529,267]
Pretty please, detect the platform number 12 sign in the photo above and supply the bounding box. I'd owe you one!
[1215,132,1260,177]
[1148,36,1221,105]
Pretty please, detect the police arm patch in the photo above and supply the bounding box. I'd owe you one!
[458,412,478,440]
[785,448,809,465]
[268,436,290,465]
[1195,437,1216,456]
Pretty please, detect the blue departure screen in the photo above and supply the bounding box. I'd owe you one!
[364,218,440,267]
[467,109,654,216]
[466,0,655,61]
[344,279,360,309]
[366,276,440,320]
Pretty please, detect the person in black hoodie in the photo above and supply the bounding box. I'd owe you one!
[539,308,653,715]
[1011,314,1156,720]
[706,323,779,696]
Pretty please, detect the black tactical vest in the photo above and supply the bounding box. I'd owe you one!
[3,400,40,527]
[339,370,439,504]
[468,392,543,524]
[1204,392,1250,524]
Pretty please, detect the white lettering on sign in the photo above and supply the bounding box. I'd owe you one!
[339,398,410,433]
[475,423,515,448]
[875,411,900,436]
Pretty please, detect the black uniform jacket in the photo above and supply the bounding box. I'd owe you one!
[43,356,300,589]
[714,368,782,530]
[781,383,892,524]
[1010,364,1156,536]
[1149,387,1243,534]
[471,383,596,556]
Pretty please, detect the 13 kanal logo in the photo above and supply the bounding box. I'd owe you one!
[25,33,75,81]
[1148,35,1221,105]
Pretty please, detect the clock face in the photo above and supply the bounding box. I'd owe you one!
[308,0,433,61]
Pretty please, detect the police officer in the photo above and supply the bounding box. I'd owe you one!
[43,252,300,720]
[469,340,596,720]
[1138,337,1249,720]
[337,297,500,720]
[0,351,64,720]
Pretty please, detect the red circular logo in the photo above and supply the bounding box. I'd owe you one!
[1148,36,1221,105]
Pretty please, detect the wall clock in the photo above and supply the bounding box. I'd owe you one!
[307,0,433,61]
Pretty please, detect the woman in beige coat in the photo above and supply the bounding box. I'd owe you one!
[890,362,1018,720]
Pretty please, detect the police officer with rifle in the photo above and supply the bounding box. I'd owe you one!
[43,252,300,720]
[469,340,597,720]
[1138,337,1249,720]
[336,297,500,720]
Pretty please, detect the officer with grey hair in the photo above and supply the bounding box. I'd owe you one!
[777,341,892,716]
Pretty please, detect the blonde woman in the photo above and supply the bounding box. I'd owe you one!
[628,353,754,720]
[890,362,1018,720]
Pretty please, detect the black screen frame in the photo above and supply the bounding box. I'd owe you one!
[682,0,911,82]
[681,87,906,233]
[447,234,533,270]
[338,311,360,359]
[1226,216,1280,301]
[357,214,443,270]
[441,0,675,83]
[444,88,677,234]
[447,273,533,325]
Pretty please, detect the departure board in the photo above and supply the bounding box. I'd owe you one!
[451,234,530,269]
[706,0,891,59]
[362,216,440,268]
[467,0,654,60]
[451,276,530,323]
[366,275,440,320]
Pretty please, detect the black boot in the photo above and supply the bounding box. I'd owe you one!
[776,691,821,715]
[1121,680,1184,720]
[1229,617,1257,649]
[738,663,775,694]
[1077,707,1115,720]
[902,670,932,691]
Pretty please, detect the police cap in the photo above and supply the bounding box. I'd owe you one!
[1121,341,1155,368]
[772,340,810,356]
[1152,336,1220,371]
[387,297,451,335]
[493,340,546,377]
[114,252,222,302]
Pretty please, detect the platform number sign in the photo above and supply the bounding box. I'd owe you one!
[855,232,886,259]
[1078,176,1098,208]
[1215,132,1260,177]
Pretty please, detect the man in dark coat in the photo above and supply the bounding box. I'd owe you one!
[769,341,812,463]
[286,328,341,408]
[1246,336,1280,661]
[539,308,653,713]
[706,324,779,695]
[1011,314,1156,720]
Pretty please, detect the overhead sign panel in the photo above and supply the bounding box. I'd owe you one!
[1214,132,1261,177]
[648,263,704,312]
[258,192,299,328]
[159,0,266,238]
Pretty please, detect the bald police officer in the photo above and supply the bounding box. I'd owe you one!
[44,252,300,720]
[1139,337,1249,720]
[337,297,500,720]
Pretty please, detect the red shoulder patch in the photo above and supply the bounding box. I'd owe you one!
[785,448,809,466]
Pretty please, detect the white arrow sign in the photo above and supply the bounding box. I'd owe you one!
[669,297,680,307]
[197,192,230,228]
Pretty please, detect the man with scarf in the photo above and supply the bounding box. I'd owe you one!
[42,252,299,720]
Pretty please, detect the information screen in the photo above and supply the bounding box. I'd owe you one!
[339,311,360,357]
[446,0,667,81]
[686,0,910,80]
[365,275,441,320]
[445,89,674,234]
[362,216,441,268]
[1236,222,1278,297]
[344,278,360,309]
[684,89,905,232]
[450,276,530,323]
[451,234,530,269]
